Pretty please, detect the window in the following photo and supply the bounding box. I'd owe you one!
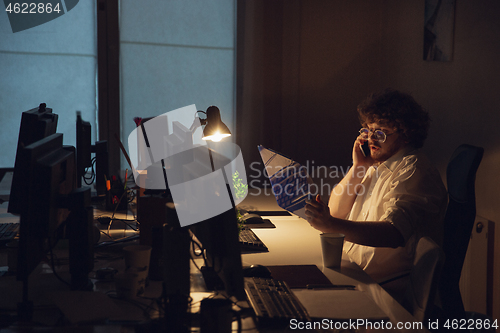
[119,0,236,170]
[0,2,97,167]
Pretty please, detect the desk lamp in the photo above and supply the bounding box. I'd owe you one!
[193,106,234,202]
[197,106,231,142]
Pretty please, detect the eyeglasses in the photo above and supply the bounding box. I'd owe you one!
[359,128,396,143]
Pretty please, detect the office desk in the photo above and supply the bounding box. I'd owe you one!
[0,197,427,332]
[0,202,154,331]
[237,215,426,332]
[235,190,427,332]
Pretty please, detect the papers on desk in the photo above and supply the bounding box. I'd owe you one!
[293,289,388,321]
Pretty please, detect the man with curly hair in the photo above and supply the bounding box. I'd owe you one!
[305,89,447,301]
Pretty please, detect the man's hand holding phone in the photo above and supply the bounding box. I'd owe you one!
[353,135,373,168]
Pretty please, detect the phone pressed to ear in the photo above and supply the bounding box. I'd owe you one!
[360,141,370,157]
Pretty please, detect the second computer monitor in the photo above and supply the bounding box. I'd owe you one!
[15,133,75,279]
[9,104,58,214]
[75,112,109,196]
[189,208,246,301]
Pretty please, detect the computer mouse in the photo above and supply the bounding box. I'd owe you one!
[242,213,265,224]
[243,264,272,278]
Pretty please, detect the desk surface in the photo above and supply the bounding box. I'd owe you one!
[236,189,427,332]
[242,216,424,332]
[0,192,427,332]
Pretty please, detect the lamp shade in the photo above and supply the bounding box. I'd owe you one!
[202,106,231,142]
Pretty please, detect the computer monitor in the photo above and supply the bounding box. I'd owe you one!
[135,115,245,311]
[16,133,72,278]
[76,112,92,186]
[15,133,94,283]
[8,103,58,214]
[189,208,246,301]
[76,112,109,196]
[13,133,94,321]
[157,201,244,332]
[158,136,245,301]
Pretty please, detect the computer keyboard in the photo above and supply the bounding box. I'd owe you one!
[239,228,268,252]
[0,223,19,245]
[245,277,310,327]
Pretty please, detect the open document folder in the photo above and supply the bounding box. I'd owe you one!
[258,145,313,219]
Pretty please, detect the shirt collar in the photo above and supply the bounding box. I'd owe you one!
[378,146,416,172]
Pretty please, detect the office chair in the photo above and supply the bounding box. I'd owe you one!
[402,236,445,324]
[438,144,484,321]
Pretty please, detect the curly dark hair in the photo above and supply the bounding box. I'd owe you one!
[357,89,430,149]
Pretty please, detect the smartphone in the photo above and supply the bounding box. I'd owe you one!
[360,141,370,157]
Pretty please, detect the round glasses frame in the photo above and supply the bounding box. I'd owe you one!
[359,128,396,143]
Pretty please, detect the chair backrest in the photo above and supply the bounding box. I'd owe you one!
[402,236,445,323]
[439,144,484,318]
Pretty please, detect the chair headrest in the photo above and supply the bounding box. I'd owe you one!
[447,144,483,203]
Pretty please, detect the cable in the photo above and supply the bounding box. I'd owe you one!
[189,233,208,272]
[127,187,136,203]
[83,157,97,185]
[106,190,129,237]
[106,218,138,232]
[47,240,71,288]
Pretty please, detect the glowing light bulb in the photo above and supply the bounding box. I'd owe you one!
[202,131,230,142]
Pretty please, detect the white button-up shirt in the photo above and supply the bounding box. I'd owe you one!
[344,147,447,286]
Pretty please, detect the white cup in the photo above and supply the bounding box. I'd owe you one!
[123,245,152,296]
[320,233,345,268]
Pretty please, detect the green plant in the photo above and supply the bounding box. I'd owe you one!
[235,208,244,234]
[232,171,248,201]
[232,171,248,233]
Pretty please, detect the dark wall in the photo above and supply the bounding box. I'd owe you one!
[236,0,500,319]
[237,0,384,186]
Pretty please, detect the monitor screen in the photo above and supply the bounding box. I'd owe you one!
[75,112,109,196]
[14,132,94,322]
[15,133,77,280]
[189,208,246,301]
[8,104,58,214]
[76,111,92,187]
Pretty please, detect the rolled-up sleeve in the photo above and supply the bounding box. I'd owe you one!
[378,156,447,244]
